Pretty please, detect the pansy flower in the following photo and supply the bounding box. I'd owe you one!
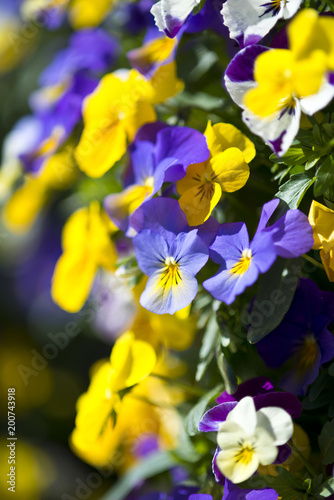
[131,197,218,314]
[51,201,117,313]
[203,199,313,304]
[133,228,209,315]
[199,377,302,484]
[177,121,255,226]
[309,200,334,281]
[221,0,302,48]
[104,122,209,233]
[224,10,334,156]
[151,0,201,38]
[257,278,334,395]
[75,63,183,177]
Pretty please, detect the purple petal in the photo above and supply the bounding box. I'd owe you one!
[198,402,237,432]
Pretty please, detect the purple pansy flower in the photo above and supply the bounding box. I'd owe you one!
[133,227,209,314]
[203,199,313,305]
[257,278,334,395]
[104,122,210,234]
[224,45,334,156]
[221,0,302,48]
[198,377,302,484]
[222,478,278,500]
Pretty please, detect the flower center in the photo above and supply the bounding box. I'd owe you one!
[234,443,255,465]
[231,249,252,275]
[296,333,319,371]
[159,257,182,289]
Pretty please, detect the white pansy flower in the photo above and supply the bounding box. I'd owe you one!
[216,396,293,484]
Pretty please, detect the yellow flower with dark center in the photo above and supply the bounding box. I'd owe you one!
[177,121,255,226]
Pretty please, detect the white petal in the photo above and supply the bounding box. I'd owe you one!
[216,448,259,484]
[222,0,283,46]
[225,76,257,108]
[226,396,257,435]
[283,0,302,18]
[300,80,334,116]
[217,421,246,450]
[256,406,294,446]
[151,0,200,36]
[253,427,279,465]
[243,99,301,156]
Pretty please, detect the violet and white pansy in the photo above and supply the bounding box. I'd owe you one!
[221,0,302,48]
[151,0,201,38]
[215,396,293,483]
[224,9,334,156]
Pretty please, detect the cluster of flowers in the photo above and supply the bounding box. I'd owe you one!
[1,0,334,499]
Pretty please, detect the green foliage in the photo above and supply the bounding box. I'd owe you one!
[184,384,223,436]
[318,419,334,465]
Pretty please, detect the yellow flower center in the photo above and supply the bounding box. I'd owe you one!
[297,334,319,371]
[159,257,182,289]
[234,443,254,465]
[231,249,252,275]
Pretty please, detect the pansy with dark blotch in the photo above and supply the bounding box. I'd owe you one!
[257,278,334,395]
[104,122,210,234]
[203,198,313,305]
[198,377,302,484]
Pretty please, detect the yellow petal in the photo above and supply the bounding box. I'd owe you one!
[288,9,328,61]
[40,143,78,190]
[179,181,222,226]
[211,148,250,193]
[2,179,47,234]
[106,184,154,223]
[320,249,334,282]
[75,120,127,178]
[293,50,327,98]
[149,62,184,105]
[110,332,157,391]
[308,200,334,252]
[128,36,177,72]
[204,121,255,163]
[51,249,97,313]
[69,0,116,28]
[176,162,207,196]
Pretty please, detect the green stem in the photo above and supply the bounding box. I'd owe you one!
[288,440,318,478]
[302,253,325,270]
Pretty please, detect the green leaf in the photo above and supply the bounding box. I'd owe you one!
[270,147,313,166]
[196,314,220,381]
[314,156,334,198]
[100,452,175,500]
[184,384,223,436]
[247,257,302,343]
[316,477,334,498]
[216,343,238,395]
[240,467,307,500]
[328,362,334,377]
[276,173,315,209]
[319,419,334,465]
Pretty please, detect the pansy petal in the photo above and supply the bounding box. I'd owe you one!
[226,396,257,435]
[170,229,209,274]
[198,402,238,432]
[256,407,293,446]
[216,448,259,484]
[211,148,250,193]
[209,222,249,266]
[133,229,169,275]
[253,428,278,465]
[250,231,277,273]
[205,121,256,162]
[151,0,201,38]
[179,181,222,226]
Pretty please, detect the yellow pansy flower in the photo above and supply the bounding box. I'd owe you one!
[177,121,255,226]
[51,201,117,313]
[245,9,334,118]
[71,334,183,471]
[75,63,184,178]
[2,144,77,234]
[309,200,334,281]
